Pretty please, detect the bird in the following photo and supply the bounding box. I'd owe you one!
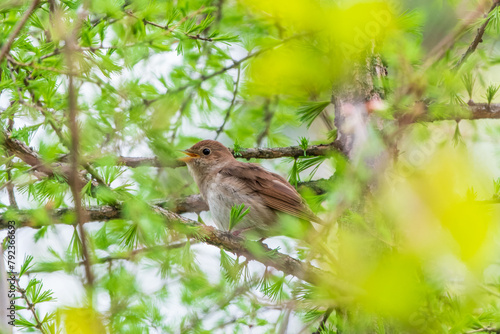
[179,140,322,237]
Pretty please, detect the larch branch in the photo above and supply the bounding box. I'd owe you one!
[115,141,343,168]
[424,0,496,68]
[215,66,241,140]
[0,205,330,285]
[0,0,41,64]
[14,278,47,333]
[454,0,500,69]
[1,131,62,177]
[397,101,500,124]
[65,6,95,286]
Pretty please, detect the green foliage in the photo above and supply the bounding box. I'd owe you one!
[261,275,287,301]
[298,136,309,156]
[484,83,500,106]
[232,140,244,156]
[452,122,463,146]
[289,155,326,186]
[19,255,34,277]
[1,0,500,333]
[228,204,250,231]
[462,73,475,100]
[494,178,500,199]
[297,101,330,128]
[488,6,500,33]
[220,249,247,283]
[15,257,55,332]
[289,158,299,187]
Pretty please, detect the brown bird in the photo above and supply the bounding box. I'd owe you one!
[180,140,322,237]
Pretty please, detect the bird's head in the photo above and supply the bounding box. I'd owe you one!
[180,140,235,178]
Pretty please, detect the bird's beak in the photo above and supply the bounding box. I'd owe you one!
[178,150,199,163]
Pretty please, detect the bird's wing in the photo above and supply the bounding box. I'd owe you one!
[219,163,321,223]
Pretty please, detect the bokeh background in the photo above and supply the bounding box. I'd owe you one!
[0,0,500,333]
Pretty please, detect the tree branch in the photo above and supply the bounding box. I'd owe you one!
[115,141,343,168]
[464,327,500,334]
[256,98,274,146]
[169,90,195,143]
[145,35,303,106]
[14,279,47,333]
[0,204,331,285]
[7,58,69,145]
[165,50,261,97]
[5,141,18,211]
[454,0,500,69]
[61,100,499,170]
[196,142,338,164]
[81,241,193,265]
[424,0,495,68]
[65,5,95,287]
[215,66,241,140]
[398,101,500,124]
[312,307,334,334]
[1,131,63,177]
[466,102,500,119]
[126,10,217,42]
[0,0,41,64]
[163,206,334,284]
[7,55,109,189]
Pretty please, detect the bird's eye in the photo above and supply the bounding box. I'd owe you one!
[202,148,211,155]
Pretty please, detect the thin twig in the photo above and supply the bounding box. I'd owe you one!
[313,307,334,334]
[7,59,69,145]
[125,7,207,34]
[39,46,123,61]
[171,51,258,95]
[8,55,69,74]
[65,6,95,287]
[0,0,41,64]
[256,99,274,146]
[1,131,61,177]
[79,241,194,265]
[8,55,111,189]
[454,0,500,69]
[170,27,216,143]
[464,327,500,334]
[424,0,493,67]
[126,8,216,42]
[4,73,21,209]
[319,110,334,132]
[145,36,301,106]
[14,279,47,333]
[136,12,215,41]
[8,59,105,193]
[7,55,103,86]
[5,117,18,210]
[6,157,18,210]
[170,90,195,143]
[215,66,241,139]
[480,284,500,298]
